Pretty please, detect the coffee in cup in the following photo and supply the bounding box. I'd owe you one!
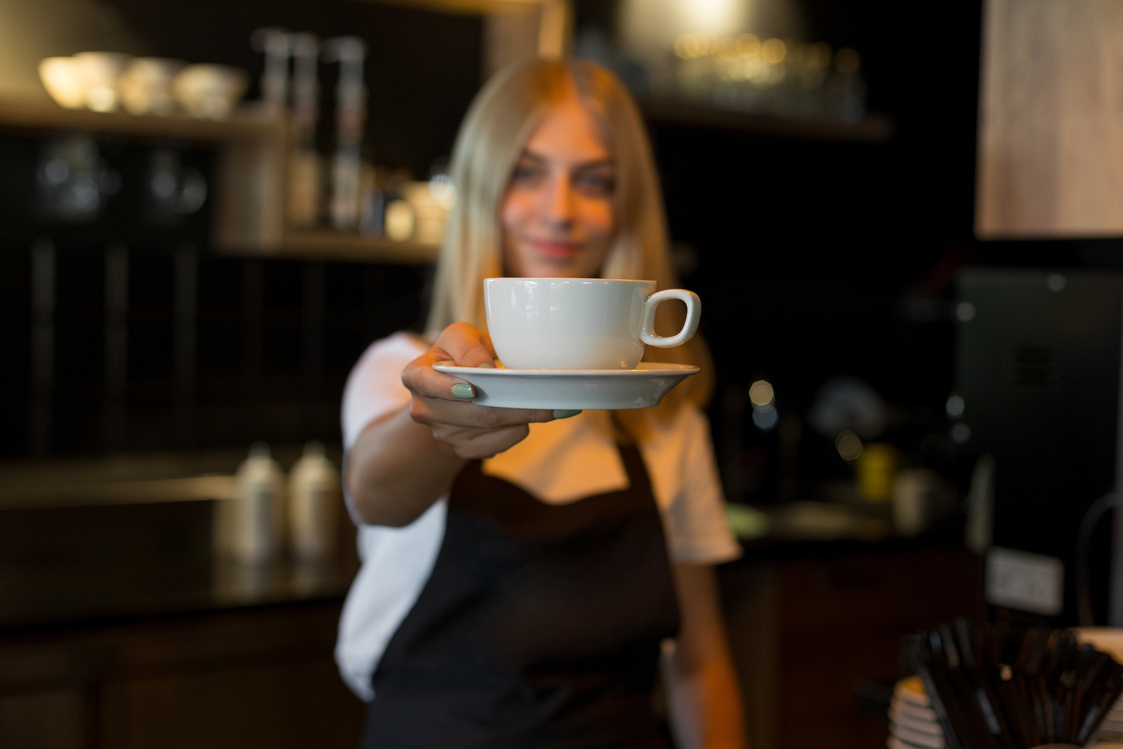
[483,277,700,370]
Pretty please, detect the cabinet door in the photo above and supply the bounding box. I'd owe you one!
[0,689,87,749]
[776,546,983,749]
[95,602,365,749]
[722,543,984,749]
[976,0,1123,237]
[101,657,361,749]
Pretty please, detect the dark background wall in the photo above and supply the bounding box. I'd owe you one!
[0,1,478,460]
[86,0,483,176]
[3,0,1121,483]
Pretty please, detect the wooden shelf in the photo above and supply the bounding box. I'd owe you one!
[217,229,440,265]
[0,91,891,265]
[0,95,285,144]
[362,0,553,13]
[0,95,441,264]
[638,96,895,144]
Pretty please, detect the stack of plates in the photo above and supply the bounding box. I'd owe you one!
[1087,673,1123,743]
[893,632,1123,748]
[1073,628,1123,743]
[888,675,946,749]
[1098,708,1123,743]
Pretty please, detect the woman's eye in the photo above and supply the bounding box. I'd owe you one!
[576,171,615,197]
[511,163,542,185]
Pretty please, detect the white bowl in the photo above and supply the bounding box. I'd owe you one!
[119,57,184,116]
[173,64,249,119]
[72,51,132,112]
[38,57,85,109]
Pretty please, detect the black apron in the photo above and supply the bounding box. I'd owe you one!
[361,445,681,748]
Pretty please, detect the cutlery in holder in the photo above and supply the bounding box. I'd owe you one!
[902,618,1123,748]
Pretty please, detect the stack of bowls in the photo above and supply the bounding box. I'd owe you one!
[171,64,249,119]
[888,675,946,749]
[39,52,131,111]
[38,52,248,120]
[119,57,185,116]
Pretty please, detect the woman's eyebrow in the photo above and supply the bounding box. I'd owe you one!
[515,151,546,165]
[518,149,614,170]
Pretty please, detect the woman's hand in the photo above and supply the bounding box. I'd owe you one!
[403,322,558,460]
[348,322,567,527]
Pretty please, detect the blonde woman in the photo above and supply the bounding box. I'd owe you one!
[338,57,745,748]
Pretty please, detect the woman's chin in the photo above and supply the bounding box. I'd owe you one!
[520,259,602,279]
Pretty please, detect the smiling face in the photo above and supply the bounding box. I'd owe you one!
[499,89,617,279]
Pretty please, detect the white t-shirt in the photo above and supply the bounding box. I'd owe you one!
[334,332,741,701]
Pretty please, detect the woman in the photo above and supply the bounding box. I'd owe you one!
[337,57,745,748]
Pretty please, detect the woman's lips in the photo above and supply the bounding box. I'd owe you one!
[528,238,580,260]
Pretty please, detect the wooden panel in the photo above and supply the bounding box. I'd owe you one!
[719,560,780,749]
[0,600,364,749]
[0,689,87,749]
[776,545,983,749]
[211,128,289,252]
[101,657,360,749]
[976,0,1123,237]
[95,603,365,749]
[721,543,984,749]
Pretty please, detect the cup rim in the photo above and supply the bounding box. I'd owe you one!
[484,277,657,284]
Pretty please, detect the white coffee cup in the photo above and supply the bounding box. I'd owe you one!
[484,277,701,370]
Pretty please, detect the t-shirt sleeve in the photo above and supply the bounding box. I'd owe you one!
[341,332,425,451]
[648,405,742,565]
[340,333,426,524]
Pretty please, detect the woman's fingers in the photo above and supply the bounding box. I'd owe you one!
[431,322,496,368]
[432,422,531,461]
[408,392,552,430]
[408,396,542,459]
[401,355,456,400]
[403,323,496,402]
[400,322,560,458]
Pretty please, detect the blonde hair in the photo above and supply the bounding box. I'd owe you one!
[426,57,714,432]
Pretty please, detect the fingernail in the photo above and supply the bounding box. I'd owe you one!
[477,363,494,368]
[553,409,581,419]
[451,383,475,400]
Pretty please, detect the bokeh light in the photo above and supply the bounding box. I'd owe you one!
[835,430,864,462]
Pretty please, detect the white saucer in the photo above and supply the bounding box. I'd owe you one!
[889,721,946,749]
[891,695,938,723]
[889,703,943,736]
[432,362,700,410]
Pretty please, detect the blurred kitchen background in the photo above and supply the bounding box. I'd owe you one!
[2,0,1122,747]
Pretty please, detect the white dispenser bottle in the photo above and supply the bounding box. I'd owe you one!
[230,441,286,563]
[288,441,340,561]
[323,36,367,232]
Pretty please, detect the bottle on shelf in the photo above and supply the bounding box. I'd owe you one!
[223,441,287,564]
[249,27,291,118]
[288,441,341,561]
[286,32,324,228]
[324,36,368,232]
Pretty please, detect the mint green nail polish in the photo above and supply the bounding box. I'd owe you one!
[451,383,475,399]
[553,409,581,419]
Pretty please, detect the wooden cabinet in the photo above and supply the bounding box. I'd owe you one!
[0,688,86,749]
[0,600,365,749]
[0,98,440,264]
[720,541,984,749]
[0,0,573,264]
[976,0,1123,238]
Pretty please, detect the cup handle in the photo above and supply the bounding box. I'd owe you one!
[640,289,701,348]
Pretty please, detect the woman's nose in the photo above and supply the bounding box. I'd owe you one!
[541,176,575,225]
